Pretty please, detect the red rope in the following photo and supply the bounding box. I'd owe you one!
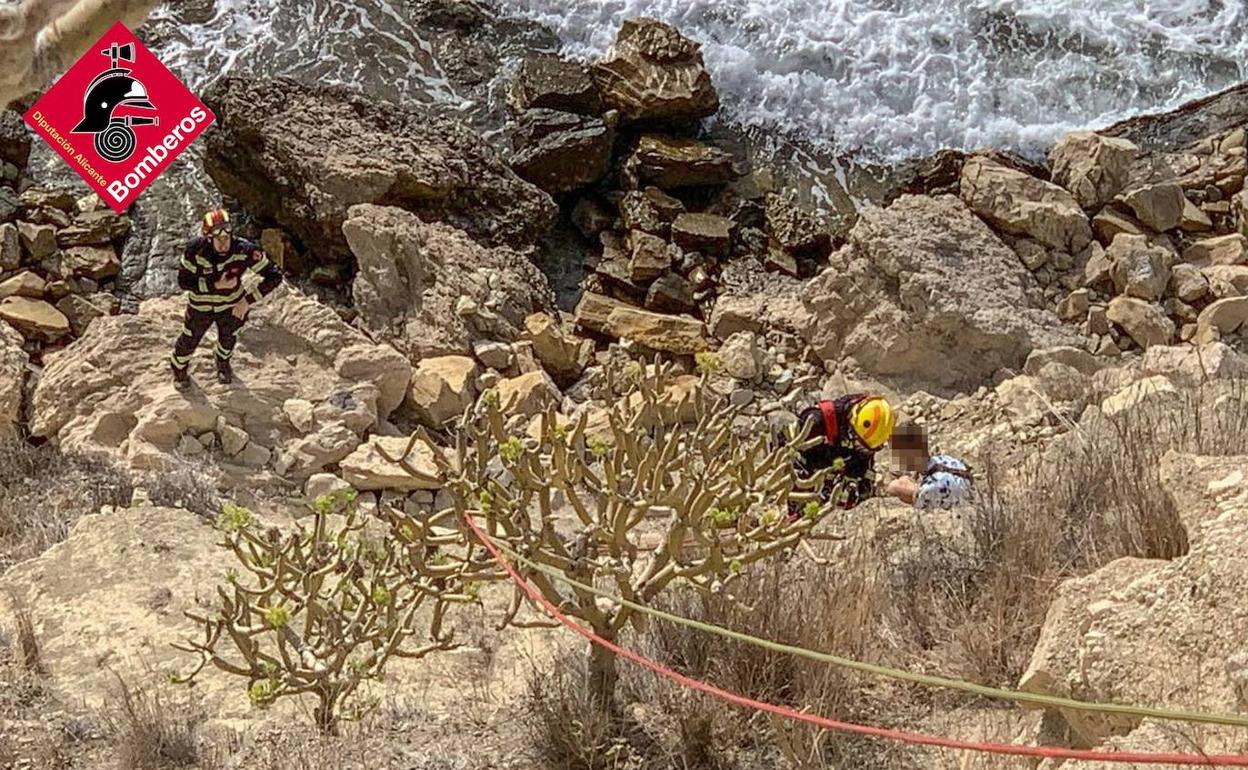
[463,513,1248,766]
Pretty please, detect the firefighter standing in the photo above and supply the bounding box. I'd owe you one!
[170,209,282,388]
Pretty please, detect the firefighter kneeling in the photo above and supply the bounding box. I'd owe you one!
[170,208,282,388]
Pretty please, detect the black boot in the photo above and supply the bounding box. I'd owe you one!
[172,363,191,390]
[216,357,233,385]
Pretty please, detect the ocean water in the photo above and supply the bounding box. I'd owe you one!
[497,0,1248,160]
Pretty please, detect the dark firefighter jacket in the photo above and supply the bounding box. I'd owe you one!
[178,236,282,312]
[785,393,879,509]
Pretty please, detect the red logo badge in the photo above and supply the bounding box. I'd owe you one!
[22,22,214,214]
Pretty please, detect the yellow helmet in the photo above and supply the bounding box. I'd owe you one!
[850,396,894,450]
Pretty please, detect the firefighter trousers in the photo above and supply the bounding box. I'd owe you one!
[170,306,245,371]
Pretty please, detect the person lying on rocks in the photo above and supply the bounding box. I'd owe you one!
[885,422,973,510]
[170,208,282,388]
[783,394,895,518]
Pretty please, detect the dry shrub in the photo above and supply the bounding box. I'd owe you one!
[103,677,201,770]
[134,455,223,519]
[0,440,133,570]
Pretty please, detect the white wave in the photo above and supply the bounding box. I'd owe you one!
[495,0,1248,159]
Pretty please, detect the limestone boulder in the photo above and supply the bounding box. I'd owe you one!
[1048,132,1137,210]
[1195,297,1248,345]
[30,291,410,481]
[624,134,736,189]
[1019,453,1248,752]
[591,19,719,123]
[1120,182,1186,232]
[0,270,46,299]
[1202,265,1248,297]
[343,204,553,361]
[670,213,732,257]
[524,312,592,386]
[340,434,442,491]
[202,75,556,257]
[0,296,69,340]
[62,245,120,280]
[408,355,478,428]
[1106,233,1173,301]
[1105,296,1174,349]
[802,194,1076,394]
[960,156,1092,252]
[509,109,616,194]
[1169,263,1209,303]
[509,53,603,116]
[575,292,709,355]
[495,370,561,418]
[718,331,766,381]
[1140,343,1248,383]
[1183,234,1248,266]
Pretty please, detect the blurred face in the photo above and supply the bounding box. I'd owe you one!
[892,446,929,474]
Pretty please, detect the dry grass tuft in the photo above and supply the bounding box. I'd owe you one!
[103,676,202,770]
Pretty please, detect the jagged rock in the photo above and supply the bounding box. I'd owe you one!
[202,75,556,257]
[282,398,316,433]
[16,221,56,260]
[1020,451,1248,751]
[621,187,685,236]
[62,245,120,280]
[1106,234,1173,301]
[55,293,116,337]
[765,192,833,258]
[1178,198,1213,232]
[0,187,20,223]
[409,355,478,428]
[575,291,709,354]
[1203,265,1248,298]
[472,340,512,371]
[1082,242,1114,289]
[645,273,697,315]
[55,210,130,247]
[496,370,560,417]
[670,213,732,257]
[1141,342,1248,382]
[0,223,19,270]
[0,270,46,299]
[343,204,552,361]
[1091,205,1146,245]
[524,312,591,385]
[340,435,442,491]
[20,189,76,212]
[510,53,602,116]
[960,156,1092,253]
[625,134,736,189]
[305,472,353,504]
[764,247,800,277]
[1169,263,1210,303]
[510,109,616,194]
[1195,297,1248,345]
[1023,346,1102,377]
[1233,189,1248,237]
[216,420,249,457]
[591,18,719,123]
[571,196,616,239]
[1014,239,1049,271]
[1048,132,1137,210]
[802,194,1076,393]
[1057,289,1091,321]
[0,110,31,171]
[1106,296,1174,348]
[628,229,677,281]
[31,292,410,479]
[1120,182,1186,232]
[1183,234,1248,266]
[709,295,764,340]
[719,331,765,381]
[0,321,24,439]
[0,296,69,340]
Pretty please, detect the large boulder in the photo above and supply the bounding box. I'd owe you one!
[1120,182,1186,232]
[0,321,25,439]
[1140,342,1248,383]
[509,53,603,116]
[30,290,411,480]
[509,109,616,194]
[591,18,719,123]
[408,355,478,428]
[574,291,709,354]
[1048,132,1137,211]
[1106,233,1173,301]
[960,156,1092,253]
[0,296,69,341]
[1106,296,1175,349]
[1019,452,1248,753]
[343,205,553,361]
[624,134,736,189]
[202,76,556,259]
[801,195,1076,394]
[340,434,441,491]
[1195,297,1248,345]
[524,312,592,386]
[1183,234,1248,267]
